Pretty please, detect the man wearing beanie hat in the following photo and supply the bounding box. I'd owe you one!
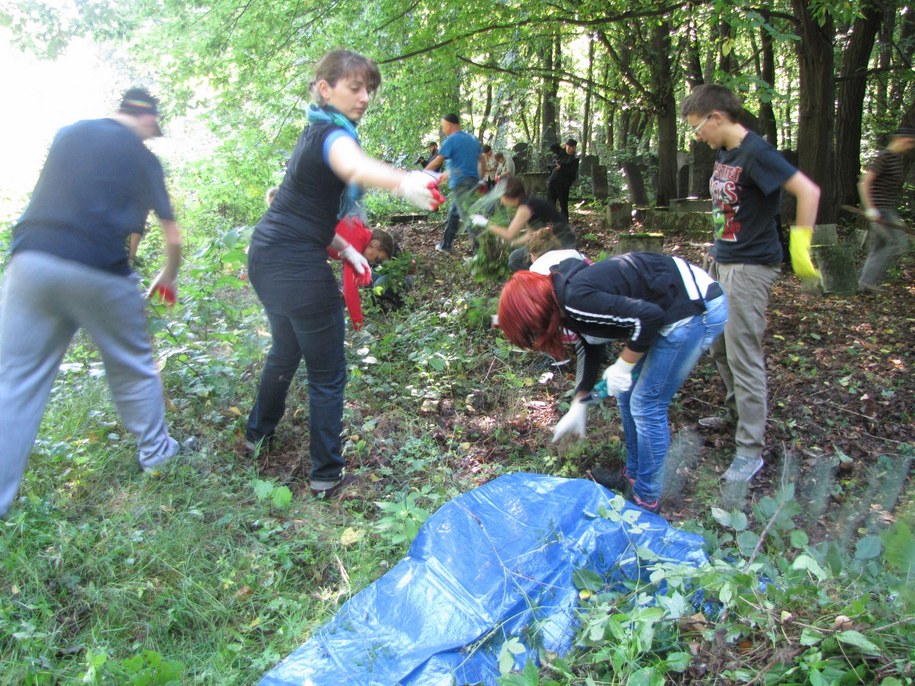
[0,86,186,518]
[857,126,915,293]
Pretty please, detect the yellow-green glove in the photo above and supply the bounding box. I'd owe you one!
[789,225,819,280]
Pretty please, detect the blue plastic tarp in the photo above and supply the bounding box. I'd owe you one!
[259,473,708,686]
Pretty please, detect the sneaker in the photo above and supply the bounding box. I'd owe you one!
[698,415,733,431]
[721,454,764,482]
[435,242,452,254]
[633,493,661,514]
[142,437,199,476]
[857,281,884,295]
[311,474,357,499]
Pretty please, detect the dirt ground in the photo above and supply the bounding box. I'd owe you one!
[253,198,913,539]
[379,200,915,536]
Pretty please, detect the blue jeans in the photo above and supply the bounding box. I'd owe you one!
[441,178,480,250]
[616,294,728,502]
[246,307,347,482]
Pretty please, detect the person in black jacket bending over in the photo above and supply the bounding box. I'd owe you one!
[497,253,728,513]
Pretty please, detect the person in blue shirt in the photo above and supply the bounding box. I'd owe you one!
[425,113,482,253]
[0,88,186,517]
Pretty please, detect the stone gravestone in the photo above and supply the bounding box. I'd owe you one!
[512,142,530,174]
[518,172,549,196]
[591,165,609,201]
[579,154,599,176]
[615,233,665,254]
[606,200,632,230]
[812,243,857,294]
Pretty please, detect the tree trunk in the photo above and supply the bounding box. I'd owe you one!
[792,0,836,223]
[757,11,778,144]
[540,33,560,152]
[650,18,677,207]
[582,37,594,155]
[889,3,913,113]
[836,1,883,208]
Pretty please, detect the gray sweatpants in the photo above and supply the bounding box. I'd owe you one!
[859,209,910,289]
[0,251,178,517]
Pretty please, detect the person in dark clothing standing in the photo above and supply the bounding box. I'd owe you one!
[857,126,915,293]
[244,50,443,498]
[497,253,728,513]
[547,138,579,219]
[0,87,185,517]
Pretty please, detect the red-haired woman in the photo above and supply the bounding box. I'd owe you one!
[497,253,727,513]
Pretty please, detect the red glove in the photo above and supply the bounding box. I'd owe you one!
[150,284,176,306]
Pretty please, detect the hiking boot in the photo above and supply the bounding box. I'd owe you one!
[435,242,452,254]
[698,415,733,432]
[311,474,357,500]
[722,454,764,482]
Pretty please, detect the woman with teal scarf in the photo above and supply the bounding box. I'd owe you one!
[245,50,443,498]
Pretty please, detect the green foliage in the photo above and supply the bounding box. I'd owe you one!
[373,489,433,546]
[468,231,511,283]
[79,648,185,685]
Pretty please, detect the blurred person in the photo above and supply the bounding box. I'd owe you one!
[424,113,481,254]
[0,87,186,517]
[547,138,579,219]
[494,151,515,181]
[470,176,576,271]
[857,126,915,293]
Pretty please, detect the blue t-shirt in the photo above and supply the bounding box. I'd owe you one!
[709,131,797,265]
[11,118,173,276]
[439,130,481,189]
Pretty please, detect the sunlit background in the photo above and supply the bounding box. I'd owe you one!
[0,28,214,226]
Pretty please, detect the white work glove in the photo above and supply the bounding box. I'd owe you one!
[397,171,445,211]
[865,207,881,221]
[470,214,489,228]
[602,357,637,396]
[340,244,370,277]
[551,399,588,443]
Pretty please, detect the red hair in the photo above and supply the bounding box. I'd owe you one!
[498,271,565,359]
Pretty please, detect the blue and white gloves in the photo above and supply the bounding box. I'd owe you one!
[552,357,637,443]
[470,214,489,228]
[552,399,588,443]
[602,357,637,396]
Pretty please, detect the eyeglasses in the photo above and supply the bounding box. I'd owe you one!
[691,114,713,137]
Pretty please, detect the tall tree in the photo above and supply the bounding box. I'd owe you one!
[792,0,837,223]
[835,1,885,208]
